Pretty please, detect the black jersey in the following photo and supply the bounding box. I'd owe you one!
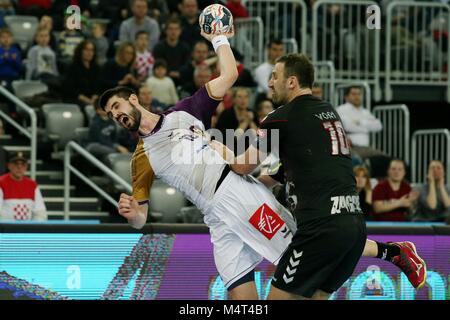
[256,94,362,224]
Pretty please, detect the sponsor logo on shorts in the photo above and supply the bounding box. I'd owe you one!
[248,204,285,240]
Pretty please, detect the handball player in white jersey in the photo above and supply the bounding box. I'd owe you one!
[99,29,296,300]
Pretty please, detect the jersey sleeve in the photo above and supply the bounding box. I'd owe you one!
[131,140,155,205]
[168,83,222,130]
[252,108,288,155]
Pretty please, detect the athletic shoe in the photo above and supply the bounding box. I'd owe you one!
[389,241,427,289]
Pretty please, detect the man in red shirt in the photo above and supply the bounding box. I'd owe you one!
[0,152,47,221]
[372,159,419,221]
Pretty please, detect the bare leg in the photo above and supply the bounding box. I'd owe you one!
[362,239,379,257]
[267,285,308,300]
[311,289,331,300]
[228,281,259,300]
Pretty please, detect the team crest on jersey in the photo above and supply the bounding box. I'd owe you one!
[249,203,285,240]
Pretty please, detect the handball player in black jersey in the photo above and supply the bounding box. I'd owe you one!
[209,53,427,298]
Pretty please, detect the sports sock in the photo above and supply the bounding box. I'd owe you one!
[375,241,400,261]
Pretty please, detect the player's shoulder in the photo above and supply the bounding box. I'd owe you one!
[262,104,291,122]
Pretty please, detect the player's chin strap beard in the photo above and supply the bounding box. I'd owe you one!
[128,101,142,132]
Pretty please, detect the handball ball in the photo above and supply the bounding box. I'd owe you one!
[199,4,234,35]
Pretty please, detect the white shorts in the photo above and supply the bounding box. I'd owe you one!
[204,171,296,288]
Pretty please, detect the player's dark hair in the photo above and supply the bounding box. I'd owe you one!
[99,86,136,111]
[268,38,283,48]
[344,86,362,96]
[276,53,314,89]
[135,30,149,40]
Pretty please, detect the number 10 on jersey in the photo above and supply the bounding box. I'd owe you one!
[323,121,350,155]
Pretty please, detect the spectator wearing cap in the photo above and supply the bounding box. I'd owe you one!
[119,0,161,52]
[0,152,47,221]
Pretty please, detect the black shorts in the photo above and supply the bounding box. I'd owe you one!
[271,214,367,298]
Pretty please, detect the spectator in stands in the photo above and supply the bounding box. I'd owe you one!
[215,87,257,153]
[336,86,383,159]
[372,159,419,222]
[0,1,15,28]
[354,165,374,216]
[134,30,154,82]
[89,22,109,66]
[26,28,59,86]
[119,0,161,52]
[148,0,170,26]
[152,17,190,85]
[225,0,249,18]
[37,15,57,50]
[56,15,86,66]
[62,40,100,109]
[178,0,203,48]
[179,64,211,99]
[414,160,450,222]
[0,28,23,90]
[0,152,47,221]
[179,40,209,84]
[101,42,140,91]
[254,99,274,127]
[312,83,324,99]
[137,84,167,113]
[145,59,179,106]
[86,103,132,164]
[254,39,284,94]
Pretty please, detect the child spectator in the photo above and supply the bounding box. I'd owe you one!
[0,28,23,89]
[145,59,179,106]
[134,30,154,82]
[26,28,59,85]
[90,22,109,66]
[37,15,57,50]
[414,160,450,222]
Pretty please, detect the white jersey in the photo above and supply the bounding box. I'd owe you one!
[130,84,296,288]
[131,84,227,212]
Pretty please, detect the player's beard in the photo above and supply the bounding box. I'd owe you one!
[271,87,288,105]
[122,103,142,132]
